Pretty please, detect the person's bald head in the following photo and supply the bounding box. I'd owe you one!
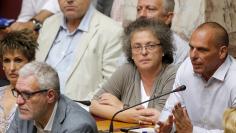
[194,22,229,47]
[189,22,229,81]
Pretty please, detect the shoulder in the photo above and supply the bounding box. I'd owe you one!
[159,64,179,83]
[164,64,179,75]
[177,57,192,73]
[0,85,9,95]
[225,56,236,84]
[59,96,97,129]
[92,10,123,32]
[43,13,62,25]
[228,56,236,72]
[113,63,137,76]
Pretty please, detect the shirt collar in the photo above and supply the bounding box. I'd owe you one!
[192,56,231,82]
[34,101,58,132]
[60,4,95,33]
[211,55,231,81]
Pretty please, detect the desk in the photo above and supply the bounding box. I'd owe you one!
[95,116,151,133]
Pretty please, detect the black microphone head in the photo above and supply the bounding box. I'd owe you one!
[173,85,186,92]
[73,100,91,106]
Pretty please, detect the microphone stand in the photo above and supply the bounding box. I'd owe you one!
[108,85,186,133]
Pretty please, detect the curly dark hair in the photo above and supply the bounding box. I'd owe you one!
[123,18,174,64]
[0,29,38,61]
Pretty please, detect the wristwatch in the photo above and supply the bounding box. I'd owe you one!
[30,18,42,31]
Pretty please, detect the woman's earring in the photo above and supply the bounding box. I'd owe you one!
[162,53,164,57]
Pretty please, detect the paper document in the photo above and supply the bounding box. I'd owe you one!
[128,127,155,133]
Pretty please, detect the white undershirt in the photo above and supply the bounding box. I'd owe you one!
[140,80,150,108]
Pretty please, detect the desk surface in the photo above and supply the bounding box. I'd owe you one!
[95,116,152,133]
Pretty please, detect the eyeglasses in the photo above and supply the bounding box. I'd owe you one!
[11,88,48,100]
[131,43,161,54]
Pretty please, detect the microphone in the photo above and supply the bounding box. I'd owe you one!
[73,100,91,106]
[108,85,186,133]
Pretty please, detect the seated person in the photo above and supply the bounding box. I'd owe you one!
[223,108,236,133]
[156,22,236,133]
[0,30,38,132]
[7,61,97,133]
[90,18,178,125]
[36,0,123,101]
[9,0,60,31]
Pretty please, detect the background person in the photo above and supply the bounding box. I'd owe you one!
[0,30,38,132]
[8,0,60,31]
[137,0,189,64]
[90,18,178,124]
[36,0,123,100]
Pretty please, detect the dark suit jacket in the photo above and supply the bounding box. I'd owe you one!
[7,95,98,133]
[96,0,114,16]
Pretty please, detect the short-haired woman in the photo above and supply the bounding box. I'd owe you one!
[0,30,38,132]
[90,19,178,124]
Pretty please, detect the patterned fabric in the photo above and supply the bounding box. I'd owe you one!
[0,86,16,133]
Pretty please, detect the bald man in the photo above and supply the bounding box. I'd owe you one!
[157,22,236,133]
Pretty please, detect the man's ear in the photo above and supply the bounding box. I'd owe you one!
[219,45,228,59]
[47,89,57,103]
[164,11,174,26]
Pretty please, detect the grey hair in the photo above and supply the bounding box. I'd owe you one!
[163,0,175,13]
[123,18,174,64]
[19,61,60,94]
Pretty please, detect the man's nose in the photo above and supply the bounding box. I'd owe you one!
[190,48,198,59]
[16,95,25,105]
[66,0,74,3]
[138,9,148,18]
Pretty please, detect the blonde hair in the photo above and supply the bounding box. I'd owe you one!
[223,108,236,133]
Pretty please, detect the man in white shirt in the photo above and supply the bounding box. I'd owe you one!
[136,0,189,64]
[157,22,236,133]
[9,0,60,31]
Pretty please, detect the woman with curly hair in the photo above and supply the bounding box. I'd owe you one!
[90,18,178,124]
[0,30,38,132]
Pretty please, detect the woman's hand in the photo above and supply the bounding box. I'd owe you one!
[98,93,123,109]
[119,107,160,125]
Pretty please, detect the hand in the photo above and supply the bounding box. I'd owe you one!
[98,93,123,109]
[8,22,34,31]
[138,108,160,124]
[172,103,193,133]
[120,107,159,125]
[155,115,173,133]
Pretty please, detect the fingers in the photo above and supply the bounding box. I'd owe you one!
[167,115,174,124]
[183,107,190,118]
[137,119,153,125]
[139,108,158,116]
[155,121,163,133]
[156,119,173,133]
[172,103,184,120]
[135,105,145,110]
[138,115,156,124]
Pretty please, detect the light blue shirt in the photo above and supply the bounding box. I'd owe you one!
[46,5,95,93]
[159,56,236,133]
